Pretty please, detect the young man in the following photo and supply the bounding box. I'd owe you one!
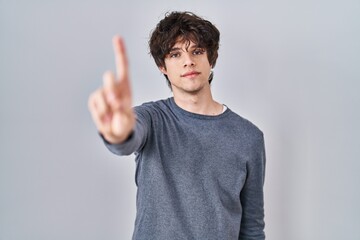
[89,11,266,240]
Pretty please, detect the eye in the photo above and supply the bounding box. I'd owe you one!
[193,48,205,55]
[169,52,180,58]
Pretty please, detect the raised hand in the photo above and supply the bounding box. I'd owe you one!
[88,36,135,144]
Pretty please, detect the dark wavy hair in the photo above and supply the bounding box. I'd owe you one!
[149,11,220,89]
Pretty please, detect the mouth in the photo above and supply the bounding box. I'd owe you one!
[181,71,200,78]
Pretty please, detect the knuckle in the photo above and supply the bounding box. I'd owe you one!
[103,70,112,78]
[88,90,101,108]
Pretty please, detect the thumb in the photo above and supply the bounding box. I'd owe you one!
[111,110,134,137]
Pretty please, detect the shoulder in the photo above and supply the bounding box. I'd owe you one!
[134,98,171,114]
[223,110,265,162]
[135,98,170,110]
[225,108,264,143]
[133,98,174,121]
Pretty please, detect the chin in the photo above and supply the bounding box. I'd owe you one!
[183,85,205,94]
[172,81,208,94]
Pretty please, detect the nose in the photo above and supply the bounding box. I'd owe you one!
[183,52,195,67]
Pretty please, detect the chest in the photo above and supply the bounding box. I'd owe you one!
[142,120,250,193]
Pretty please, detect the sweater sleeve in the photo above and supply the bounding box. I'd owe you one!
[239,133,266,240]
[103,106,150,156]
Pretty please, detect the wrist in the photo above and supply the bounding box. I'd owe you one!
[102,129,134,145]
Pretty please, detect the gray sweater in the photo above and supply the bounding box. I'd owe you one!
[104,98,266,240]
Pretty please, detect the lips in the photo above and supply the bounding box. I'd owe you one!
[181,71,200,78]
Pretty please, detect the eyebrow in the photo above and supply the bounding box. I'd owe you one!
[169,44,202,52]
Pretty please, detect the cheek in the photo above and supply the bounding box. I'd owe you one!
[164,63,178,74]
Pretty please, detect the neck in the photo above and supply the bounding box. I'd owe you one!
[173,87,223,116]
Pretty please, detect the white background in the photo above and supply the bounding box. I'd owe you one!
[1,0,359,239]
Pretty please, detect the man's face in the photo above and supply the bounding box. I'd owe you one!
[160,40,212,94]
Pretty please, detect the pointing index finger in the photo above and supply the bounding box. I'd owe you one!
[112,35,128,81]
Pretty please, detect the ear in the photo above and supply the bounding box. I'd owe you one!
[159,66,167,74]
